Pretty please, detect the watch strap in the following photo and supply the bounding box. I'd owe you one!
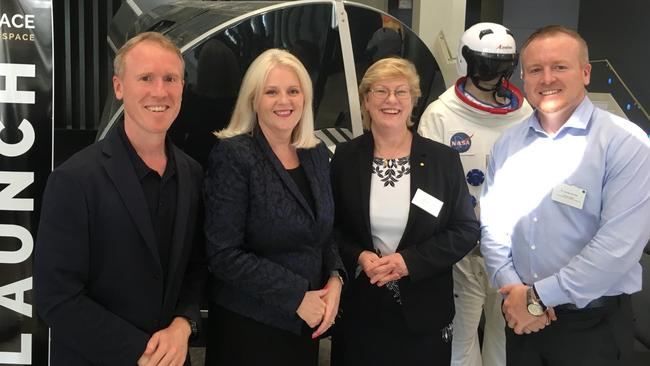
[181,316,198,337]
[330,270,344,286]
[532,285,547,310]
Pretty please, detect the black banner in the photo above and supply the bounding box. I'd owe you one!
[0,0,52,364]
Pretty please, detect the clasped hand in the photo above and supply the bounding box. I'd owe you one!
[499,283,557,335]
[137,316,192,366]
[358,250,408,287]
[296,275,342,339]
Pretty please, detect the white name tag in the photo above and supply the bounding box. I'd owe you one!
[551,183,586,210]
[412,188,444,217]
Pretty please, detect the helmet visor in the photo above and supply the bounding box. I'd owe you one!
[464,49,519,81]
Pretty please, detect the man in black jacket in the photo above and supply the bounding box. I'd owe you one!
[35,32,205,365]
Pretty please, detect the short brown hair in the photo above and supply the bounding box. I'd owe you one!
[358,57,421,130]
[521,25,589,66]
[113,31,184,77]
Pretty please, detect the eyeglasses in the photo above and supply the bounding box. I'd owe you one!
[368,87,411,100]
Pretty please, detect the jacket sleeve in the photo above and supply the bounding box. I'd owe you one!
[174,160,208,335]
[203,139,309,315]
[34,168,149,365]
[400,150,480,281]
[316,145,347,282]
[322,233,347,282]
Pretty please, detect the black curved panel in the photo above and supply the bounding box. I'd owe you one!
[111,2,286,49]
[345,4,446,127]
[168,3,350,167]
[98,2,445,167]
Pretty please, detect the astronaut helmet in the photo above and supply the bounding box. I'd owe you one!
[457,22,518,92]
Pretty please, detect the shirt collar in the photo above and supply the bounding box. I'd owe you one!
[526,96,594,137]
[118,121,176,180]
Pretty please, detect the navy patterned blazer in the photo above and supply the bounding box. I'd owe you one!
[204,128,345,335]
[330,132,479,333]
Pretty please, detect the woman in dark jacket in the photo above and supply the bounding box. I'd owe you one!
[204,49,345,365]
[330,57,480,366]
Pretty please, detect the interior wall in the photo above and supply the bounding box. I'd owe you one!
[412,0,466,59]
[502,0,580,89]
[578,0,650,116]
[352,0,389,12]
[412,0,466,86]
[480,0,503,24]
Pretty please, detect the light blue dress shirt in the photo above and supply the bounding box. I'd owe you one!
[480,96,650,308]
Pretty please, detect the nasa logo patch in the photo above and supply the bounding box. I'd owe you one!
[450,132,472,153]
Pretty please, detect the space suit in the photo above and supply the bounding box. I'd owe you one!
[418,22,533,366]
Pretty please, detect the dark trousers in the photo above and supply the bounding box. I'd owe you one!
[506,295,634,366]
[205,302,319,366]
[331,274,452,366]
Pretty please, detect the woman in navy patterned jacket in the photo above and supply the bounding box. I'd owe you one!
[203,48,345,365]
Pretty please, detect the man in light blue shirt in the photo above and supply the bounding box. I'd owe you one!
[480,25,650,366]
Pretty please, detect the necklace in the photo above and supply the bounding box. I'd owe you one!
[374,132,411,167]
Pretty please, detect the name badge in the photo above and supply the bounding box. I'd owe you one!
[412,188,444,217]
[551,183,586,210]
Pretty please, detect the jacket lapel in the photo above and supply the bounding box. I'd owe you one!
[166,145,192,289]
[358,133,374,241]
[298,147,320,221]
[398,133,429,250]
[253,129,315,220]
[101,126,161,271]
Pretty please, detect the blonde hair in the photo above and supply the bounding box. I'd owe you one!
[113,31,184,77]
[216,48,319,148]
[358,57,421,130]
[521,25,590,66]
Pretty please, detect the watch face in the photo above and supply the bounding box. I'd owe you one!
[527,303,545,317]
[189,320,198,334]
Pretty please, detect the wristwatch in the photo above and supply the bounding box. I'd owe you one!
[330,270,345,286]
[526,285,547,317]
[182,316,198,337]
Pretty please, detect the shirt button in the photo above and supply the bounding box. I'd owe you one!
[533,273,539,279]
[533,217,538,222]
[531,244,536,250]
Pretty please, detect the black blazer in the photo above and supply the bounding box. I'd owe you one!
[330,132,479,333]
[35,125,206,365]
[204,130,345,335]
